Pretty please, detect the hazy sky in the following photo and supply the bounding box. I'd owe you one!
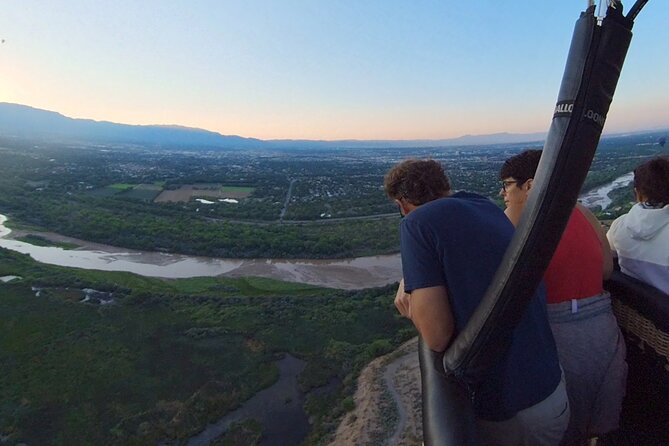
[1,1,667,140]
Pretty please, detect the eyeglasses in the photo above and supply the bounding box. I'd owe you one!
[501,180,518,191]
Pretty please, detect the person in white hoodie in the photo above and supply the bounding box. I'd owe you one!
[607,157,669,294]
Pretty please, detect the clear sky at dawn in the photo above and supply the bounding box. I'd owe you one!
[1,1,668,140]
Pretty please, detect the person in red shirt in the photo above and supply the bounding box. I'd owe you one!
[500,150,627,445]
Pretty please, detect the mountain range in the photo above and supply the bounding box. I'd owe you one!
[0,102,549,150]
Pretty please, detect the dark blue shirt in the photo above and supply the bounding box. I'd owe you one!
[401,191,560,421]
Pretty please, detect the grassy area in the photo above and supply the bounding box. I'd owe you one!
[221,186,255,193]
[109,183,138,190]
[15,234,79,250]
[0,247,410,445]
[134,183,164,191]
[3,219,46,232]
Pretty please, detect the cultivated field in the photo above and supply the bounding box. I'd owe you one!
[154,184,254,203]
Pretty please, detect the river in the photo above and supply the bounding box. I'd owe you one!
[0,214,401,290]
[185,355,310,446]
[579,171,634,211]
[0,172,632,290]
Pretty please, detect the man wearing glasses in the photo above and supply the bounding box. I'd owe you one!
[499,171,534,227]
[384,159,568,446]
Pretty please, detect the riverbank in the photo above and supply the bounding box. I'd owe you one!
[579,171,634,211]
[0,214,402,289]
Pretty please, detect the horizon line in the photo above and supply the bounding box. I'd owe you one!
[2,101,668,144]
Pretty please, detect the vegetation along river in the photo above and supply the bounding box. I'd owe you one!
[0,172,631,290]
[0,214,401,289]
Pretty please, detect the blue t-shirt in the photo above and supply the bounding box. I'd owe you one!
[401,191,560,421]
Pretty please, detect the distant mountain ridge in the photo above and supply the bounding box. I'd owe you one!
[265,131,548,149]
[1,102,549,149]
[0,103,263,149]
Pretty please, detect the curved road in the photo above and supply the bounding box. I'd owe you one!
[204,211,397,226]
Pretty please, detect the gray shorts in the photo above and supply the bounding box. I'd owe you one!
[476,373,570,446]
[548,292,628,443]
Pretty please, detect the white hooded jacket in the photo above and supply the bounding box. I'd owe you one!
[607,203,669,294]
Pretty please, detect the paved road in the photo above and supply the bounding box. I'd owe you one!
[203,211,397,226]
[279,178,297,222]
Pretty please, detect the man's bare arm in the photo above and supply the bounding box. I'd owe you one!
[395,283,454,352]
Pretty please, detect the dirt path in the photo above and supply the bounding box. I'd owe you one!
[329,338,422,446]
[384,351,415,445]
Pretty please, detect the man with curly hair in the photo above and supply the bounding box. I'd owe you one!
[384,159,568,446]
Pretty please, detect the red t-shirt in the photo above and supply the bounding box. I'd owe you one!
[544,208,604,304]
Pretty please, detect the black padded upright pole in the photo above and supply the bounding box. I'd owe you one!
[419,337,479,446]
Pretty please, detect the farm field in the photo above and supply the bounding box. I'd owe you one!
[154,184,254,203]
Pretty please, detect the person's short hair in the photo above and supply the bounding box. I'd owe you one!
[384,159,451,205]
[634,156,669,207]
[500,149,542,185]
